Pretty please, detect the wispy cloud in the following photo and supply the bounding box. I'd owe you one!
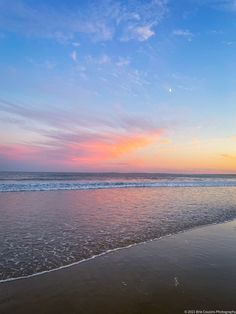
[0,97,165,169]
[116,57,130,67]
[0,127,162,170]
[0,98,162,133]
[0,128,163,170]
[210,0,236,11]
[98,54,111,64]
[221,153,236,160]
[131,25,155,41]
[193,0,236,12]
[72,41,80,47]
[0,0,168,43]
[120,0,167,42]
[70,50,77,62]
[173,29,194,41]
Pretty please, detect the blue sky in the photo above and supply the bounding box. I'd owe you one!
[0,0,236,172]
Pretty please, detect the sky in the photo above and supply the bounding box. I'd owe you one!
[0,0,236,173]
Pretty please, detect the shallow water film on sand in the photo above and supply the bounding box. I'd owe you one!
[1,172,236,281]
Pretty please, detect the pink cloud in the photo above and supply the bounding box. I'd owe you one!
[0,129,163,170]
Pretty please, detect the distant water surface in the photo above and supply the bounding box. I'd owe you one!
[1,171,236,192]
[0,172,236,281]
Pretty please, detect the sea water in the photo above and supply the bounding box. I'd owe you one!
[0,172,236,281]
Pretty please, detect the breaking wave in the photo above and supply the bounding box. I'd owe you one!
[1,180,236,192]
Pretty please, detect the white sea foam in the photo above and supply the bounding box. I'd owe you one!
[0,218,235,284]
[1,180,236,192]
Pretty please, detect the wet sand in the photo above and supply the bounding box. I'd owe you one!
[1,220,236,314]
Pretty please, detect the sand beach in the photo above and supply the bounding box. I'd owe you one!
[1,219,236,314]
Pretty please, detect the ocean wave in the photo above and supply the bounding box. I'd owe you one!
[1,180,236,192]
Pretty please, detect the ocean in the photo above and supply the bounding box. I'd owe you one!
[1,172,236,282]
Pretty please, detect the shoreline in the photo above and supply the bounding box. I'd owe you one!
[1,217,235,284]
[1,219,236,314]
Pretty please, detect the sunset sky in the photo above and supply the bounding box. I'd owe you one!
[0,0,236,173]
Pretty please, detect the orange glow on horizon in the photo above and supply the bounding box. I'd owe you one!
[71,131,162,161]
[0,132,236,173]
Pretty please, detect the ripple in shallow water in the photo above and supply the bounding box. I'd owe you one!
[0,186,236,281]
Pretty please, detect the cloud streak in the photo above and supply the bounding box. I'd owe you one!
[0,130,163,170]
[173,29,194,41]
[0,97,165,170]
[70,50,77,62]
